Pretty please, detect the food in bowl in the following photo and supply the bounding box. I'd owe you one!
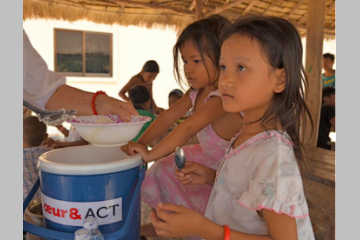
[66,115,151,147]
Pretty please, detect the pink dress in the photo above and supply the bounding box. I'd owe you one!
[141,89,230,215]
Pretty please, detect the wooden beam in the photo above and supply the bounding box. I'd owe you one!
[195,0,203,20]
[283,0,305,19]
[262,0,283,15]
[113,0,193,15]
[304,0,327,147]
[297,1,335,25]
[204,0,245,17]
[189,0,196,10]
[331,20,335,27]
[242,0,258,15]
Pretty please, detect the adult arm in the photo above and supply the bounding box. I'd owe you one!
[46,85,138,121]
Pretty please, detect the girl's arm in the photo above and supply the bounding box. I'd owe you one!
[135,91,192,146]
[55,125,69,137]
[132,95,226,162]
[152,204,298,240]
[149,83,158,110]
[118,77,137,102]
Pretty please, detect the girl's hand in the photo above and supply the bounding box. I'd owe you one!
[150,203,205,238]
[120,141,136,155]
[123,142,153,162]
[175,161,216,186]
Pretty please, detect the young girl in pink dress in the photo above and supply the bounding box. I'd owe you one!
[121,15,243,238]
[150,15,316,240]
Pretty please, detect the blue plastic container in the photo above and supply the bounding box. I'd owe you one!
[35,145,143,239]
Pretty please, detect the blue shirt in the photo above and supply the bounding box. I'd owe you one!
[322,73,335,88]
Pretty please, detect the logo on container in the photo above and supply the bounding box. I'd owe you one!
[41,193,122,226]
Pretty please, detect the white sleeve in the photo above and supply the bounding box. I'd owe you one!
[23,29,66,109]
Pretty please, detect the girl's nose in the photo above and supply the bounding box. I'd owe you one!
[219,73,233,88]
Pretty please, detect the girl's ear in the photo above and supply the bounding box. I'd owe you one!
[273,68,286,93]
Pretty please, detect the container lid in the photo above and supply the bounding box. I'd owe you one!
[38,145,142,175]
[74,229,91,240]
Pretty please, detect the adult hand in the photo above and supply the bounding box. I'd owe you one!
[150,203,204,238]
[96,94,138,122]
[175,161,216,186]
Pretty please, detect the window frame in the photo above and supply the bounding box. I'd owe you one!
[54,28,113,77]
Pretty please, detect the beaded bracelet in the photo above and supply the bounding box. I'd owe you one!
[223,225,231,240]
[91,91,107,115]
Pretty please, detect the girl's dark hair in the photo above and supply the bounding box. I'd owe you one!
[221,15,314,166]
[173,15,231,89]
[143,60,159,73]
[128,85,151,108]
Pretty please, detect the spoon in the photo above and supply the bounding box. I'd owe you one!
[175,147,186,170]
[23,100,77,125]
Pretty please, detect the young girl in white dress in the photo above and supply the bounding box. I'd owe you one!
[149,15,315,240]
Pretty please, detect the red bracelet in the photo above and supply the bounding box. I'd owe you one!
[223,225,231,240]
[91,91,107,115]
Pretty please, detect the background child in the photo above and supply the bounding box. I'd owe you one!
[150,15,315,240]
[322,53,335,88]
[43,124,89,149]
[23,116,52,201]
[317,87,335,150]
[121,15,243,238]
[118,60,164,114]
[168,89,184,108]
[128,85,157,142]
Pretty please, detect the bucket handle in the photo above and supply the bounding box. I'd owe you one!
[23,168,145,240]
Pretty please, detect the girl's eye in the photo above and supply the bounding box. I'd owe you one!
[238,65,246,71]
[194,60,201,63]
[220,65,226,71]
[183,60,187,64]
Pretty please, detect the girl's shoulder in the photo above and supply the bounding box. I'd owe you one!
[225,130,293,159]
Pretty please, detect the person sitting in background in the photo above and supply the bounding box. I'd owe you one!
[119,60,164,115]
[317,87,335,150]
[168,89,184,108]
[23,116,52,201]
[322,53,335,88]
[128,85,157,142]
[43,124,89,149]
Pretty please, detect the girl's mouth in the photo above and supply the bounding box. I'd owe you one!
[221,93,234,99]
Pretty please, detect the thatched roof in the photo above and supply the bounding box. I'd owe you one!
[23,0,335,38]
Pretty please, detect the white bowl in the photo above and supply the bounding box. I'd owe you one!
[66,115,151,147]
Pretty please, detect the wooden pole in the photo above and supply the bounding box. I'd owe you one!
[195,0,203,20]
[304,0,326,147]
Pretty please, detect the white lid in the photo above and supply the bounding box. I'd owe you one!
[38,145,142,175]
[83,216,98,231]
[74,229,91,240]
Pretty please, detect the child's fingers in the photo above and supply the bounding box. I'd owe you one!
[181,161,201,174]
[150,212,173,237]
[157,203,183,214]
